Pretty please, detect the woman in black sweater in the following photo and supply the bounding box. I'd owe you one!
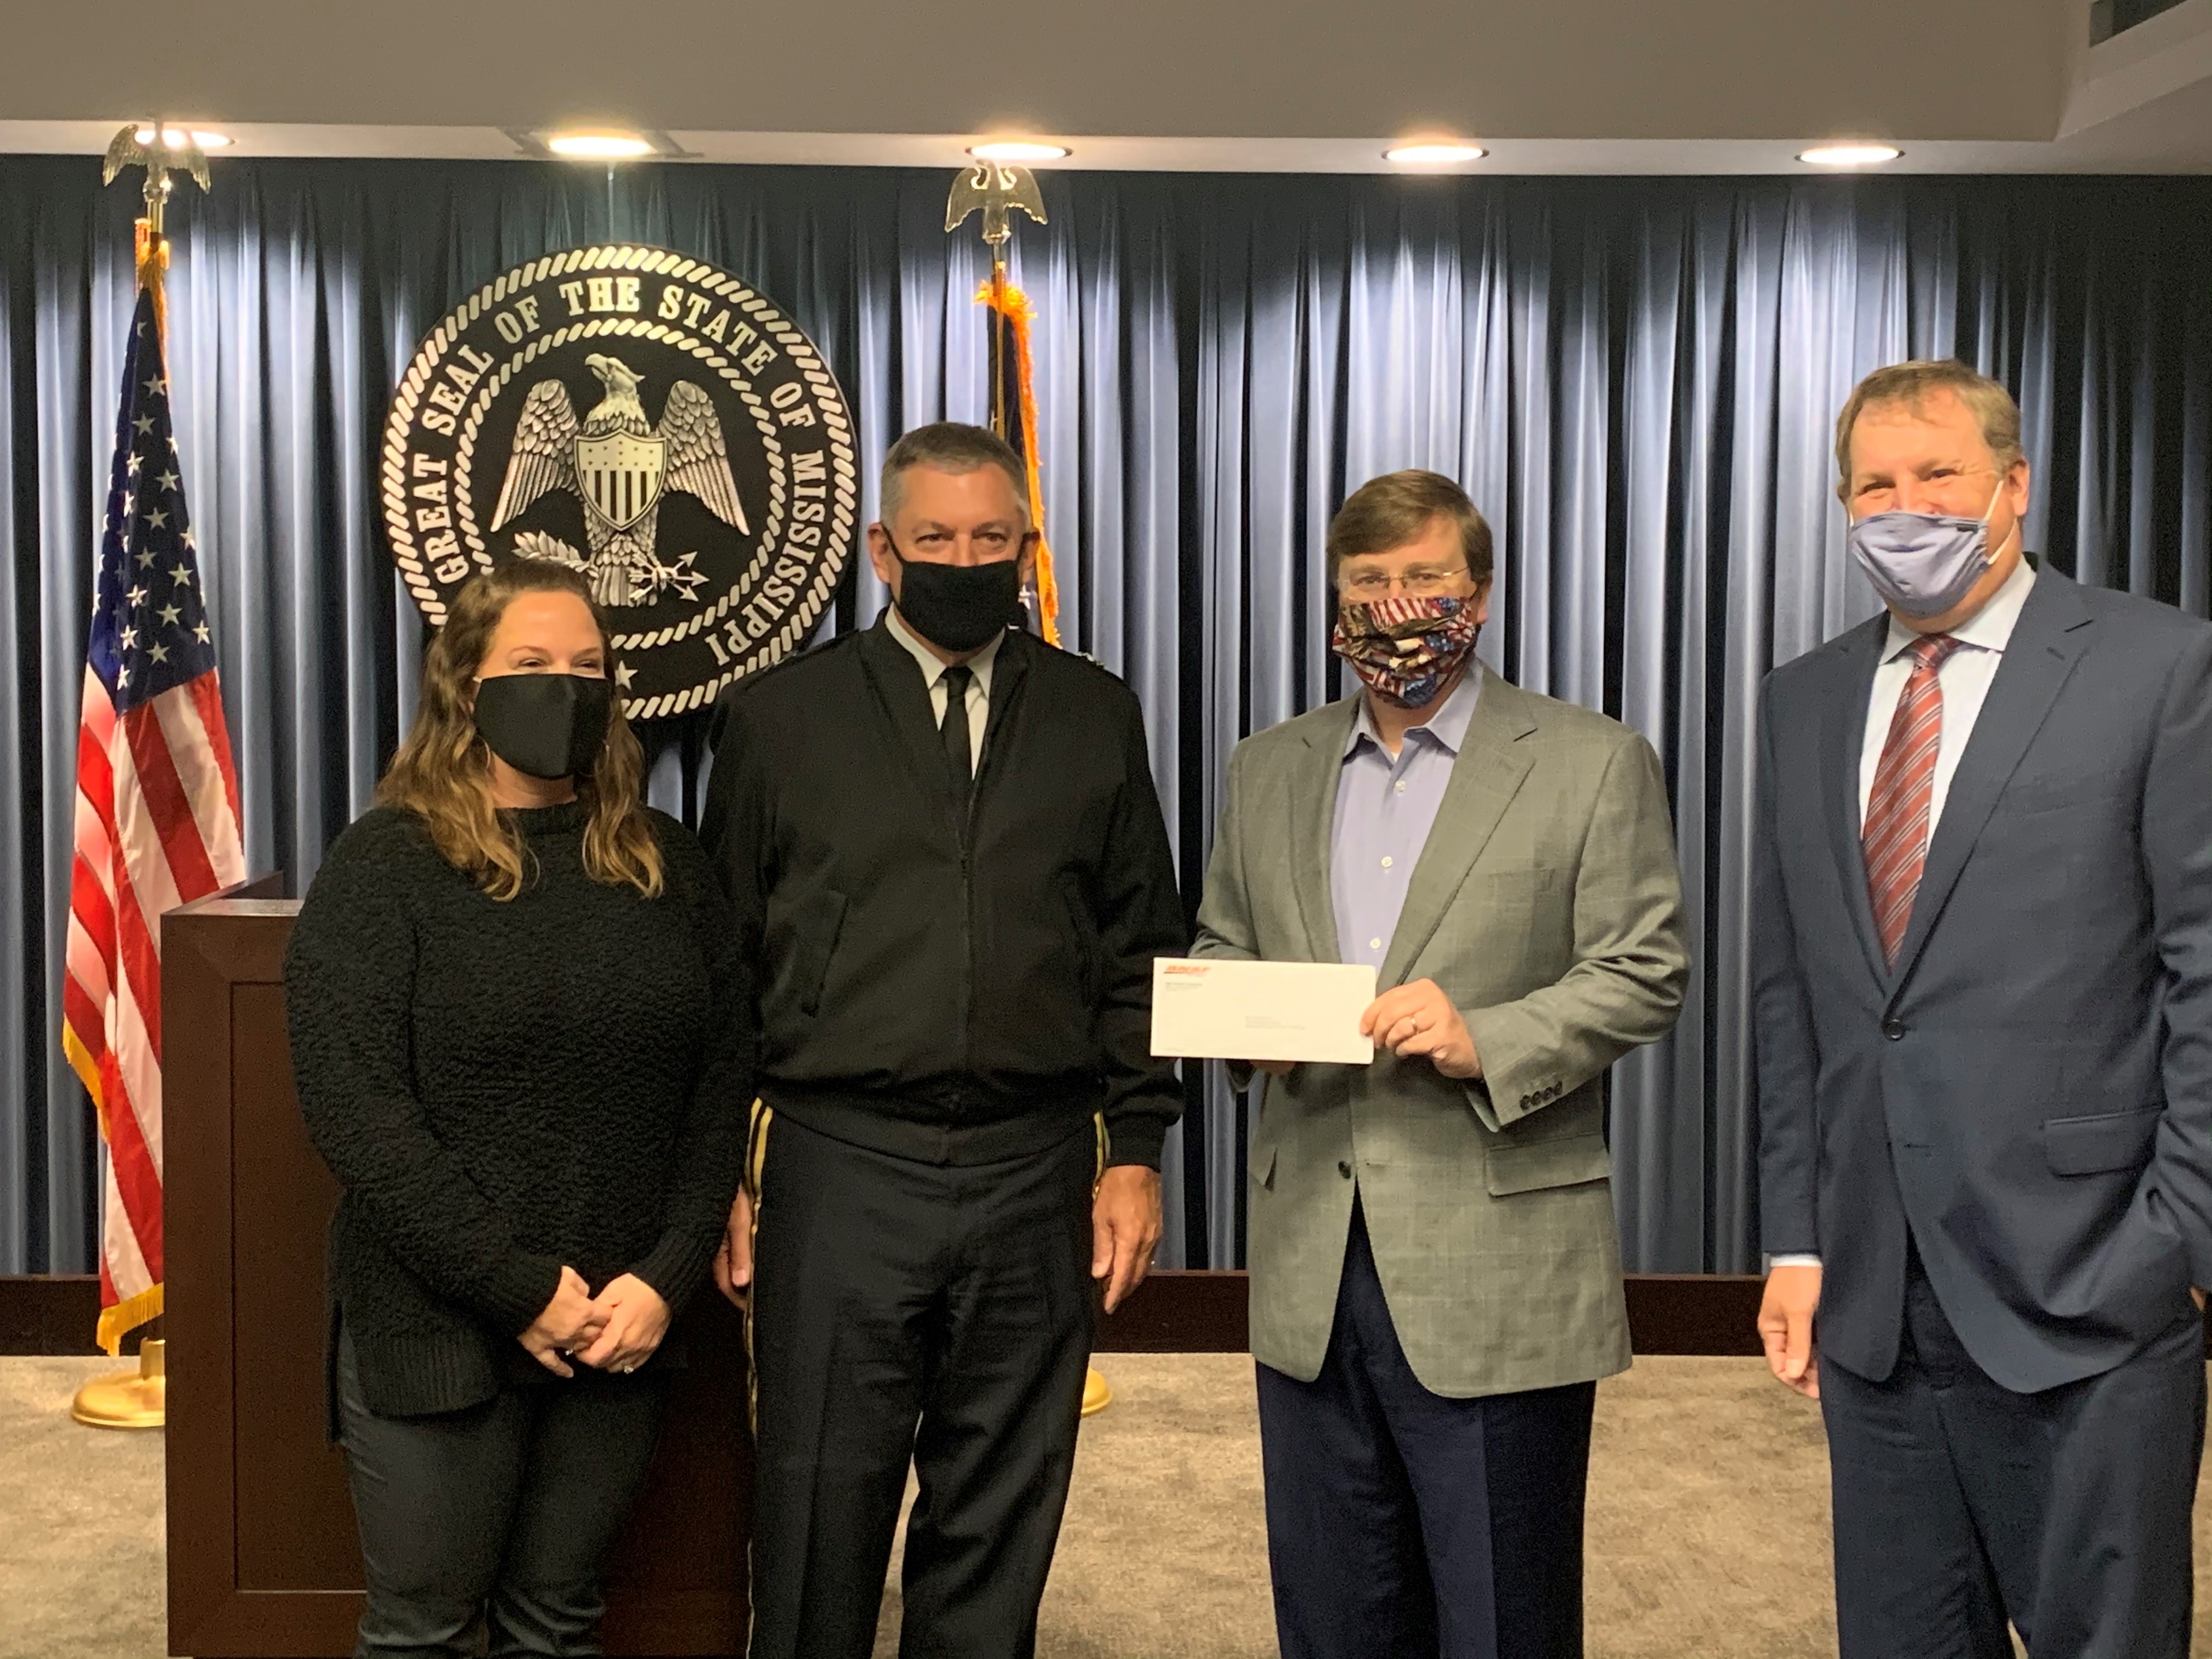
[285,560,748,1659]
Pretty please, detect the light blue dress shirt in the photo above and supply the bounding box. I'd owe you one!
[1330,669,1482,970]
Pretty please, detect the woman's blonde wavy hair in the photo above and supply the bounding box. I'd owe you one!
[378,560,664,901]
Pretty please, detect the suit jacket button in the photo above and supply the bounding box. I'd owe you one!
[1882,1018,1906,1041]
[1337,1160,1353,1178]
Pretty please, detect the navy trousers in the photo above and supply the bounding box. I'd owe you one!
[1820,1244,2205,1659]
[1256,1196,1596,1659]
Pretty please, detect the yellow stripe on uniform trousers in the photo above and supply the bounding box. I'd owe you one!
[1085,1112,1115,1417]
[744,1099,771,1437]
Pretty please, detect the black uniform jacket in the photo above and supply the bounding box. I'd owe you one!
[699,614,1187,1169]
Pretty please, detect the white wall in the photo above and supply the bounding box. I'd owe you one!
[2,0,2063,143]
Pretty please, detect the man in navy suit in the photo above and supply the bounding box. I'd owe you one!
[1752,359,2212,1657]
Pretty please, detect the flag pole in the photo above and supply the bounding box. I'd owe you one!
[988,257,1009,442]
[103,116,210,337]
[944,160,1063,646]
[70,121,215,1431]
[945,163,1108,1414]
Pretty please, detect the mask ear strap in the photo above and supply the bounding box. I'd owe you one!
[1984,475,2018,560]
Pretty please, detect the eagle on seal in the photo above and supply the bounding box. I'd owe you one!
[490,352,748,607]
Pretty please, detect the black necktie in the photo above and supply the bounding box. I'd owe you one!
[939,664,974,795]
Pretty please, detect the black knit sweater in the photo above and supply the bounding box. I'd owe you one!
[285,800,750,1420]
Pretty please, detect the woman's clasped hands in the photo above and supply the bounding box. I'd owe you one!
[517,1265,671,1378]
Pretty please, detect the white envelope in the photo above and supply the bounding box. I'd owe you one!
[1149,957,1377,1065]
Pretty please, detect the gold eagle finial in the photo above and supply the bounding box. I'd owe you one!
[945,161,1048,246]
[103,122,213,235]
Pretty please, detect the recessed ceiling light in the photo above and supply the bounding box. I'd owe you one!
[1798,143,1904,167]
[1384,142,1488,165]
[546,132,655,160]
[135,127,229,150]
[968,140,1070,163]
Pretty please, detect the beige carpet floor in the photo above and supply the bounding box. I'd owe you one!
[5,1353,2210,1658]
[874,1355,1859,1658]
[1,1357,167,1659]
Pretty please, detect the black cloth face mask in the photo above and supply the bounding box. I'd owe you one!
[885,534,1024,654]
[472,672,613,781]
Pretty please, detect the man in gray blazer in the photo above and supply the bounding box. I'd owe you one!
[1753,360,2212,1657]
[1195,470,1687,1659]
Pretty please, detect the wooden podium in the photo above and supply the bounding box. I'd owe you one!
[161,884,752,1658]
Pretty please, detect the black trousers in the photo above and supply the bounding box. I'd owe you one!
[334,1327,668,1659]
[1821,1244,2205,1659]
[1256,1196,1596,1659]
[746,1109,1097,1659]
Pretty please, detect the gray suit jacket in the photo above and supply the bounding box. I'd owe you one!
[1753,566,2212,1392]
[1195,666,1689,1397]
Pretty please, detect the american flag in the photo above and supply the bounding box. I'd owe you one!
[62,284,245,1355]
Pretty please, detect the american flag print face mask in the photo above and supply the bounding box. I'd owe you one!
[1330,594,1482,708]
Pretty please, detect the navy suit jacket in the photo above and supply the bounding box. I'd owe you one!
[1753,565,2212,1392]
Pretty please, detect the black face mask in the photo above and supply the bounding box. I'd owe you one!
[472,673,613,781]
[886,535,1024,654]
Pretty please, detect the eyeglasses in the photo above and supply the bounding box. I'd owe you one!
[1339,564,1472,600]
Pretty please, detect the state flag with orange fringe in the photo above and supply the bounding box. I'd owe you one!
[978,272,1062,647]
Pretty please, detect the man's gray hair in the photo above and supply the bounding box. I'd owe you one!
[1835,360,2026,500]
[880,422,1028,524]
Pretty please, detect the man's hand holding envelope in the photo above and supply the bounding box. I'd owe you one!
[1360,978,1482,1078]
[1150,958,1482,1080]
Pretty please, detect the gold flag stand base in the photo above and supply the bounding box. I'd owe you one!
[71,1338,166,1430]
[1080,1364,1112,1418]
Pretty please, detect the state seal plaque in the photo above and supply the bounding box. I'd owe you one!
[381,246,857,718]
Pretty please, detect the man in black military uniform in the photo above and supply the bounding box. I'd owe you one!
[700,422,1185,1659]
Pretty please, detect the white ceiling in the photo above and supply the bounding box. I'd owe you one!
[2,0,2208,174]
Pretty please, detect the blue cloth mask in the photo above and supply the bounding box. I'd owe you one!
[1847,479,2015,619]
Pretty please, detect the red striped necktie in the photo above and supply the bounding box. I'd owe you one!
[1863,634,1965,970]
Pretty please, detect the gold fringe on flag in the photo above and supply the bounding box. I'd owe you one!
[977,273,1062,647]
[136,218,169,334]
[97,1283,165,1358]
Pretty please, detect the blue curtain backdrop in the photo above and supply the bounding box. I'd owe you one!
[5,157,2209,1277]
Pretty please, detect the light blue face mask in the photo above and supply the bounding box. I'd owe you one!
[1847,478,2016,620]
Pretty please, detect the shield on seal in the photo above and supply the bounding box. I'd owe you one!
[575,431,667,532]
